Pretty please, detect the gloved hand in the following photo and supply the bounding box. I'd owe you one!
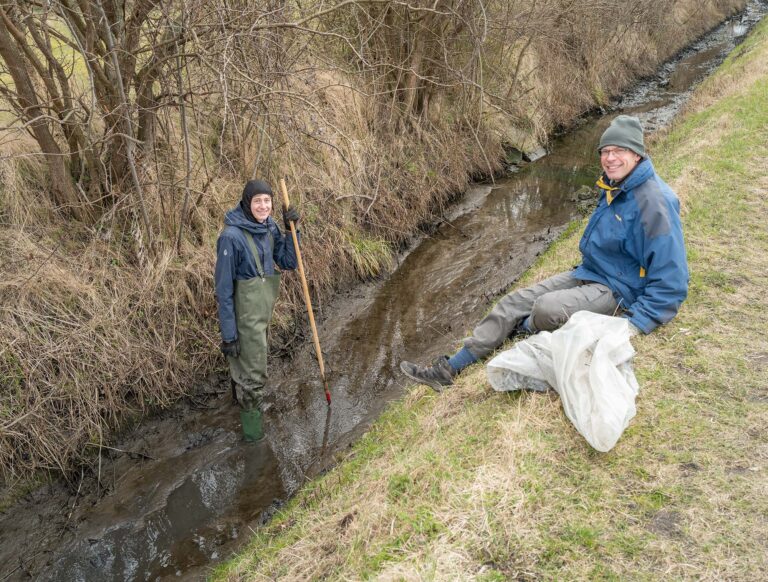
[283,205,300,230]
[220,339,240,358]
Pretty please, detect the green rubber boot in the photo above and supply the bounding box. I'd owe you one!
[240,407,264,442]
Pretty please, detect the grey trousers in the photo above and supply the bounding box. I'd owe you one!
[463,271,619,359]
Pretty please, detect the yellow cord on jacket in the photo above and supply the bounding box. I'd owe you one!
[596,176,620,205]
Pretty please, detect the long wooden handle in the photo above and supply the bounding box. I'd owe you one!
[279,179,331,404]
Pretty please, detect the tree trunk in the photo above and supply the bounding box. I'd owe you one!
[0,11,86,220]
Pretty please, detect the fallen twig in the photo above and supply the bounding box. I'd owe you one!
[85,442,156,461]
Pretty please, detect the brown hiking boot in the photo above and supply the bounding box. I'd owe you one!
[399,356,455,392]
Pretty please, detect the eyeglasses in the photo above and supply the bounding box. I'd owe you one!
[600,146,631,158]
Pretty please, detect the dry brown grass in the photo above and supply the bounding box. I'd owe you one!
[0,224,218,479]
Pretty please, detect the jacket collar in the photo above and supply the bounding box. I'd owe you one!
[224,205,275,234]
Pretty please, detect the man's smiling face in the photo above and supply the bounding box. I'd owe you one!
[600,146,642,182]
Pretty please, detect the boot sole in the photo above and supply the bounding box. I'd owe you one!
[399,362,452,393]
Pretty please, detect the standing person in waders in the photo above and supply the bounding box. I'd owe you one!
[215,180,300,442]
[400,115,689,391]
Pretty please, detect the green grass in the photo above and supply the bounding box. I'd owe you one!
[346,232,395,279]
[213,18,768,581]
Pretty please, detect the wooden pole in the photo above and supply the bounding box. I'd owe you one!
[279,178,331,405]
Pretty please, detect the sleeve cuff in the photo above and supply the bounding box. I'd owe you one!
[627,313,655,335]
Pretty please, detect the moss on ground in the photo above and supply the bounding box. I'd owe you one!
[216,17,768,581]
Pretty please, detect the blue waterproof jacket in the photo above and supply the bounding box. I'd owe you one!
[572,158,688,334]
[214,205,299,342]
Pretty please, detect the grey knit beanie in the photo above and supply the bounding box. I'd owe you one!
[598,115,645,157]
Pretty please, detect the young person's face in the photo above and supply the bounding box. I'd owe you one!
[600,146,641,182]
[250,194,272,222]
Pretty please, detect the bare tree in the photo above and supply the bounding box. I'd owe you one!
[0,6,87,218]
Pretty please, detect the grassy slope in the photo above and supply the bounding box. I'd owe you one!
[215,21,768,581]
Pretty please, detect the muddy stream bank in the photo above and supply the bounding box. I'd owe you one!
[2,4,766,580]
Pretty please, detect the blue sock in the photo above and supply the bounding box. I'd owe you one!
[520,315,534,333]
[447,346,478,373]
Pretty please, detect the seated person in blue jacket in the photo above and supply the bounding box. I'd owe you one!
[400,115,689,391]
[215,180,300,441]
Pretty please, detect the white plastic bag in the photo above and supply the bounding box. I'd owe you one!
[486,311,640,452]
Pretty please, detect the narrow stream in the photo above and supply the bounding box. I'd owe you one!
[1,4,765,580]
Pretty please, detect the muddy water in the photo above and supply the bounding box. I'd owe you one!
[265,130,602,498]
[2,4,766,580]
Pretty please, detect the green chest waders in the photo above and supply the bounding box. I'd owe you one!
[228,230,280,441]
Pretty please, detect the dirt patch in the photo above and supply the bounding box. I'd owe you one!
[679,461,703,475]
[647,509,685,538]
[747,352,768,369]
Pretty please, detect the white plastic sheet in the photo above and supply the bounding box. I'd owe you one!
[486,311,640,452]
